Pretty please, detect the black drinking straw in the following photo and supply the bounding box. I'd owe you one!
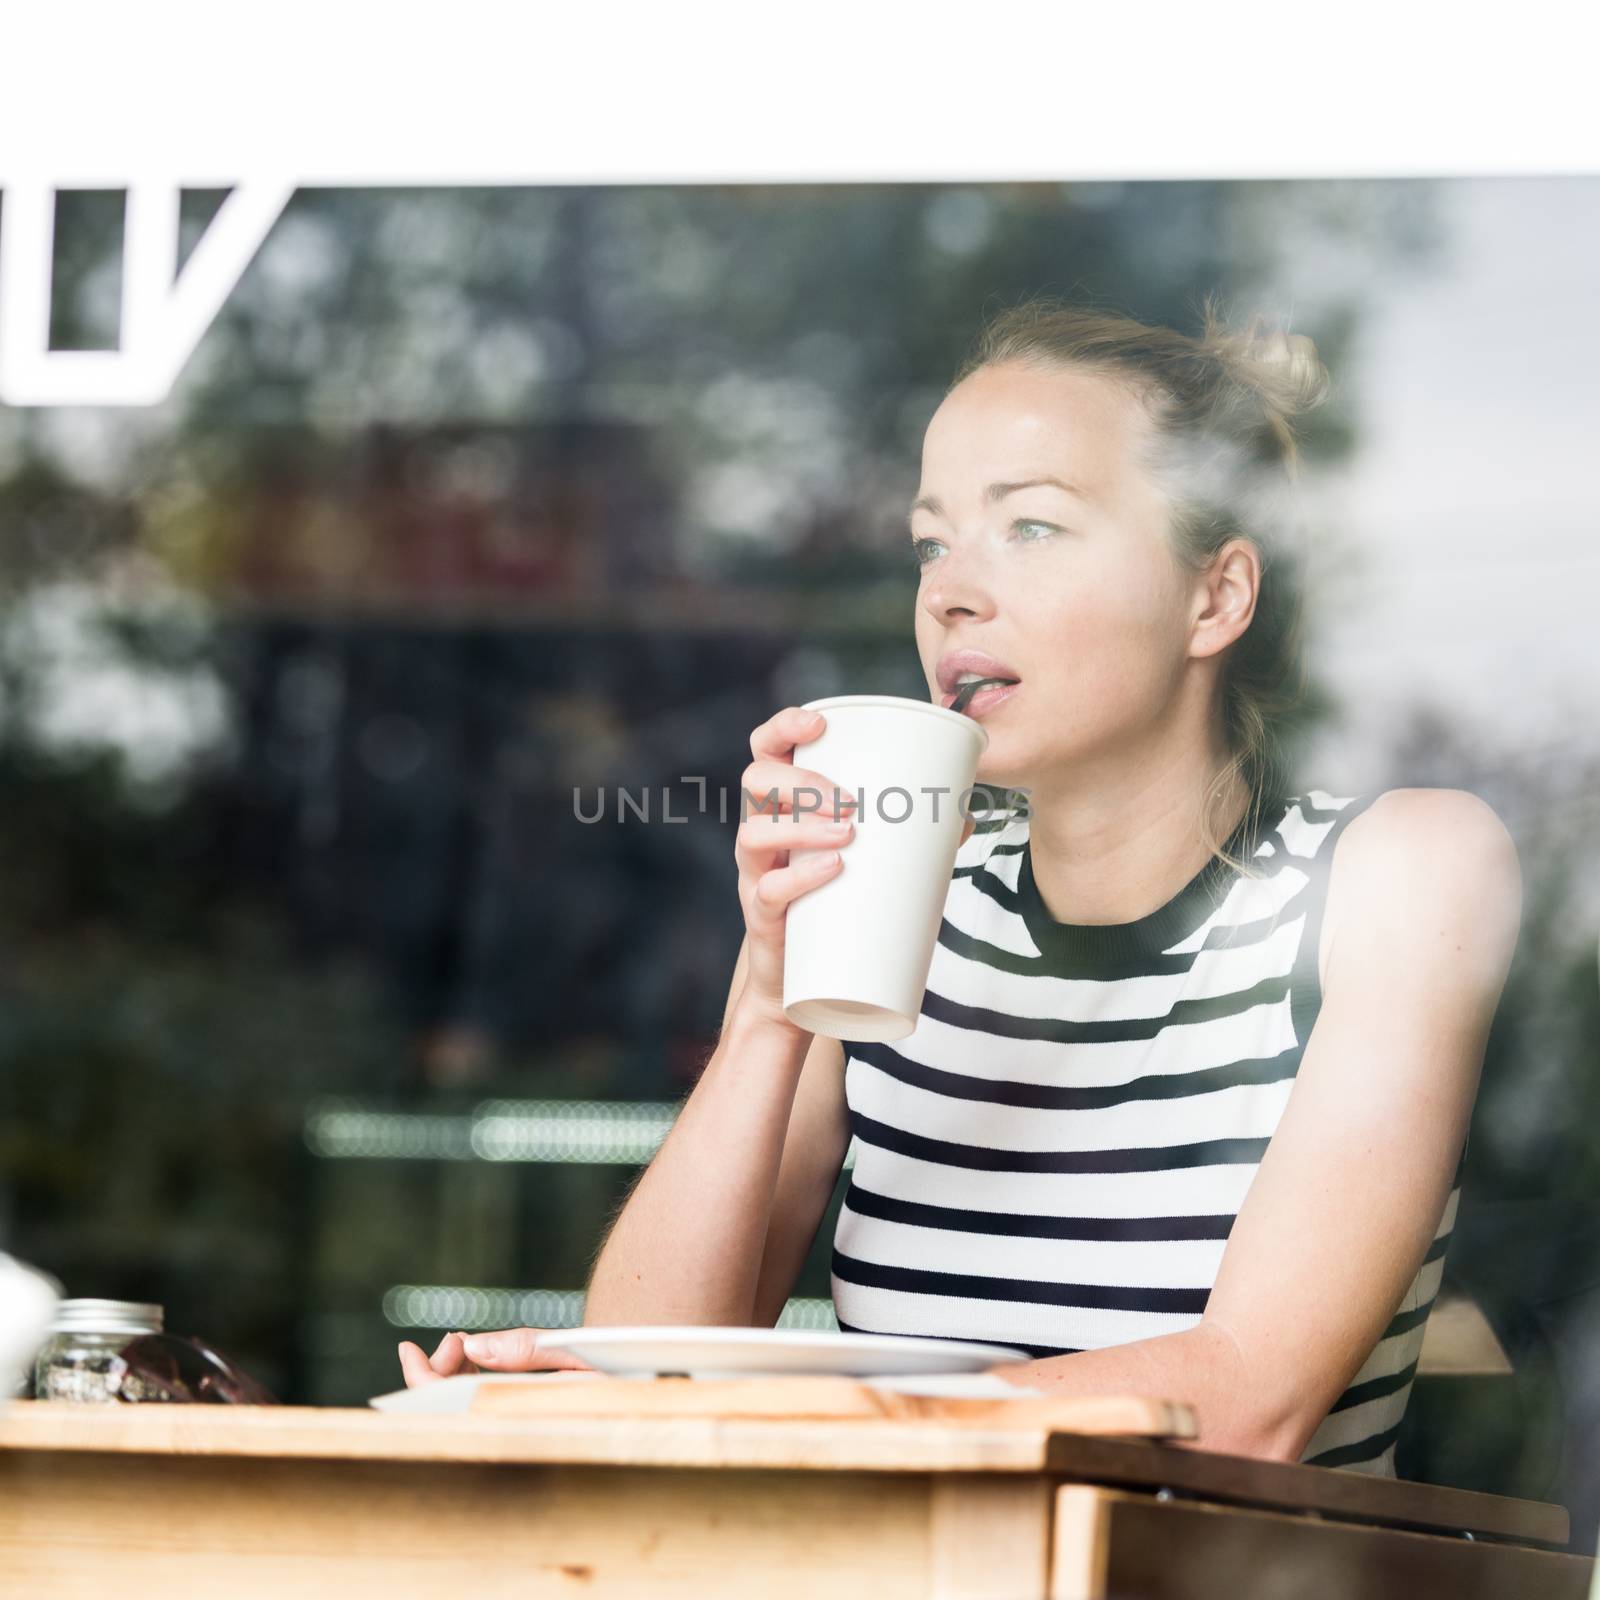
[949,676,1014,716]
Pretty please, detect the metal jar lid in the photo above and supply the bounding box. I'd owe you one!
[45,1299,164,1337]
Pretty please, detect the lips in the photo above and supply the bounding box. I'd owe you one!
[940,679,1019,717]
[935,649,1023,696]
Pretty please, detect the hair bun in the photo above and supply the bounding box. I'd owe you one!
[1222,320,1331,415]
[1249,328,1321,380]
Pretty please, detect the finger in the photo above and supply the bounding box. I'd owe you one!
[460,1329,600,1371]
[749,706,826,764]
[428,1331,470,1376]
[735,811,854,874]
[740,764,856,819]
[959,815,976,848]
[742,843,847,926]
[398,1340,443,1388]
[740,794,857,837]
[753,850,845,912]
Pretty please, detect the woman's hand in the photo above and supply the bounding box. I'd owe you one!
[733,705,974,1033]
[396,1328,599,1387]
[733,707,861,1032]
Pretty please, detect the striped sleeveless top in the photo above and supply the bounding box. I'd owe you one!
[830,789,1462,1477]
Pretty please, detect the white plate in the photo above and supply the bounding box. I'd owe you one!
[368,1367,1049,1415]
[531,1325,1030,1378]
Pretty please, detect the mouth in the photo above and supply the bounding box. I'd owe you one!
[940,678,1021,717]
[936,652,1022,692]
[936,650,1023,717]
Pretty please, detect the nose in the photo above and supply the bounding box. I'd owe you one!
[919,542,997,624]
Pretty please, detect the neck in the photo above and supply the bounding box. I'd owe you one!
[1018,725,1253,929]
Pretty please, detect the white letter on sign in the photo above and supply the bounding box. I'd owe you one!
[0,181,293,407]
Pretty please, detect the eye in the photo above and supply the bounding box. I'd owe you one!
[1014,519,1060,542]
[909,536,943,566]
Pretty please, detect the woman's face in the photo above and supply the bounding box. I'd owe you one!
[911,359,1199,790]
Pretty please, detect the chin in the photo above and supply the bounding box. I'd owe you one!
[971,751,1030,801]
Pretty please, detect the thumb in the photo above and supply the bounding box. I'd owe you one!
[959,815,976,849]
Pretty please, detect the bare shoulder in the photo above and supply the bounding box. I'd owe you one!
[1337,787,1520,882]
[1323,787,1523,991]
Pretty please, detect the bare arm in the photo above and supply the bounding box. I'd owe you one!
[981,789,1521,1462]
[402,704,864,1380]
[584,705,863,1326]
[583,934,849,1326]
[751,1025,849,1328]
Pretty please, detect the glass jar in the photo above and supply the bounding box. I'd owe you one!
[32,1299,165,1403]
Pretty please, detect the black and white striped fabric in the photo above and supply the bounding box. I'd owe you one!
[830,789,1460,1477]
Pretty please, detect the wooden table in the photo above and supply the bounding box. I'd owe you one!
[0,1400,1591,1598]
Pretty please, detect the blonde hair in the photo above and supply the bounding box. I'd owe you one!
[948,290,1332,876]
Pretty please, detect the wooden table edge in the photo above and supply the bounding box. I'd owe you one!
[0,1402,1571,1550]
[1041,1432,1571,1549]
[0,1402,1064,1471]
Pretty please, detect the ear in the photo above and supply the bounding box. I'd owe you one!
[1188,537,1259,661]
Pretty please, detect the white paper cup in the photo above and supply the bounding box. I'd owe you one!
[782,695,988,1041]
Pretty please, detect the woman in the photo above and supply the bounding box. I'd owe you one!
[400,294,1521,1476]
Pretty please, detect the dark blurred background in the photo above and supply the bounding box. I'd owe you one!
[1,179,1597,1547]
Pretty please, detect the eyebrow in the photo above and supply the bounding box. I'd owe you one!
[908,476,1089,524]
